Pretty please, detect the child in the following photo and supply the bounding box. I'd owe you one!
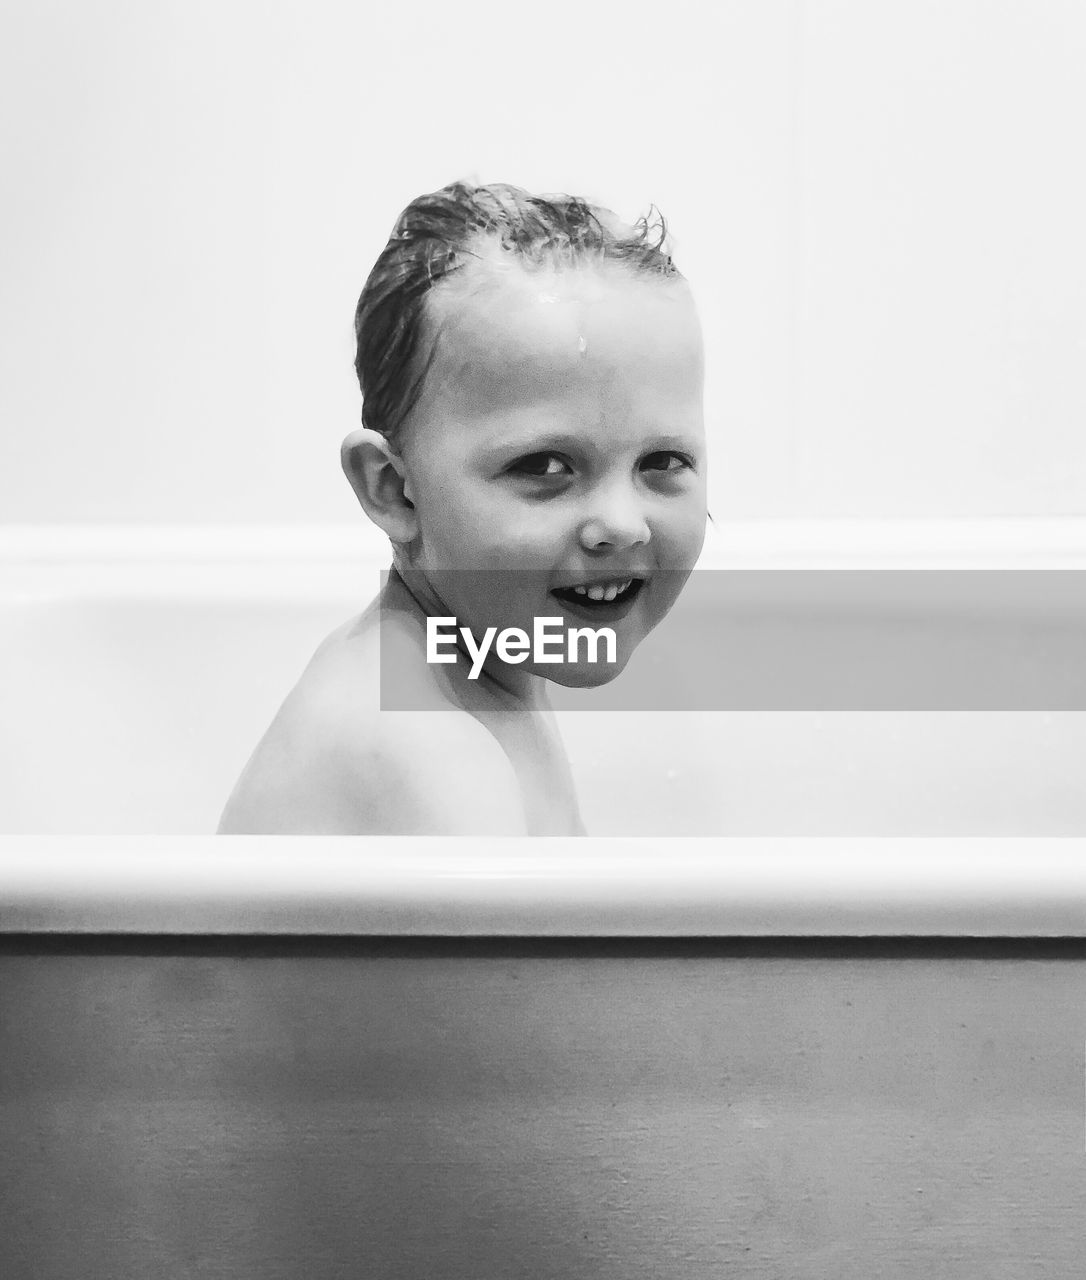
[218,182,707,835]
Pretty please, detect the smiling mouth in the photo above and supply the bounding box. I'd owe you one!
[550,578,645,615]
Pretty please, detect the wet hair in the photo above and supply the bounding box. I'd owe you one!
[353,180,682,444]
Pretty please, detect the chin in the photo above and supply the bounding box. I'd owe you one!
[540,659,629,689]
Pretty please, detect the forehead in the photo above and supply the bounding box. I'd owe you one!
[417,258,704,424]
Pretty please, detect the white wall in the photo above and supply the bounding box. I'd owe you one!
[794,0,1086,515]
[2,1,1084,524]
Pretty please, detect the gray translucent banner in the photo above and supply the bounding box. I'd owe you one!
[378,570,1086,711]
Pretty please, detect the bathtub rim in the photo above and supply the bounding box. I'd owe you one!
[5,518,1086,571]
[2,836,1086,936]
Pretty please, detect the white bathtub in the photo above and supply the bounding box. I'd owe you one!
[2,520,1086,837]
[4,842,1086,1278]
[4,522,1086,1278]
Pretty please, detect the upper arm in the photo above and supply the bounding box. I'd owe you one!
[394,720,529,835]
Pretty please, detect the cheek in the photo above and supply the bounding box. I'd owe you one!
[683,505,709,556]
[443,500,572,569]
[411,477,490,558]
[654,489,707,557]
[436,570,554,640]
[498,512,574,565]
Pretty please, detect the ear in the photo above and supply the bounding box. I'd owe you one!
[340,428,418,544]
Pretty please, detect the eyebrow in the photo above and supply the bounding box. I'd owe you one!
[486,431,698,457]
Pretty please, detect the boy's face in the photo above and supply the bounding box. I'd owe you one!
[397,258,707,687]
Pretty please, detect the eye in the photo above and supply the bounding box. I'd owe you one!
[641,451,695,472]
[507,452,572,478]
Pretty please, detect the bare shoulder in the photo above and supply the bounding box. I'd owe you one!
[217,647,527,835]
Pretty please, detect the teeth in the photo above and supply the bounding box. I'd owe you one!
[570,578,633,601]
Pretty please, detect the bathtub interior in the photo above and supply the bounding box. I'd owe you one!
[2,527,1086,836]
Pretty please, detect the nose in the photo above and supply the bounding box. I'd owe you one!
[578,483,651,553]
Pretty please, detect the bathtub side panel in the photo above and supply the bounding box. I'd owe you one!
[2,941,1085,1278]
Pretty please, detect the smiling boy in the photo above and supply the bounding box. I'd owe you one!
[217,183,707,835]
